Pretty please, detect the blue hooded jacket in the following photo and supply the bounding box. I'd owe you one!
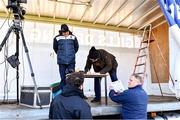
[109,85,148,120]
[53,33,79,64]
[49,85,92,119]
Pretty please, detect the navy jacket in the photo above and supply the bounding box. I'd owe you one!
[49,85,92,119]
[53,33,79,64]
[109,85,148,120]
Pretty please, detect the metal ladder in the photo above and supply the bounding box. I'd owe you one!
[133,24,154,80]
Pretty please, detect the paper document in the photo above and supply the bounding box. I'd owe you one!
[111,80,125,92]
[86,71,108,75]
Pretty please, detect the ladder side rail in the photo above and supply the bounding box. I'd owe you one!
[152,31,175,86]
[142,24,152,79]
[133,26,148,74]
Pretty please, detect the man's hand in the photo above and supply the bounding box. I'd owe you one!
[100,71,106,74]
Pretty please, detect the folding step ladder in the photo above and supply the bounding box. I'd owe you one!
[133,24,154,80]
[133,24,175,97]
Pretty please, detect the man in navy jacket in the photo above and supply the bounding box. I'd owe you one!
[49,72,92,119]
[53,24,79,89]
[109,74,148,120]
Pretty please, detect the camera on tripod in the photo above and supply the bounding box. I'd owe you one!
[0,0,42,106]
[7,0,27,19]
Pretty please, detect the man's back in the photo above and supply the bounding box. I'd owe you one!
[109,85,148,119]
[121,85,148,119]
[49,85,92,119]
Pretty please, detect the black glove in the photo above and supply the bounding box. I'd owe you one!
[84,69,89,74]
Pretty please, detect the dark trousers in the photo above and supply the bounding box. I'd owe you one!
[58,63,75,89]
[94,68,118,100]
[94,77,101,100]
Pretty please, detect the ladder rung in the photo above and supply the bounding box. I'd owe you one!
[135,63,145,66]
[142,39,155,43]
[139,47,147,51]
[135,72,144,75]
[138,54,147,58]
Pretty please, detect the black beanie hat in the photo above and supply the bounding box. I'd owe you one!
[61,24,69,32]
[89,46,100,59]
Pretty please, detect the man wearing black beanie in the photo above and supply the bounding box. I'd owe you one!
[84,46,118,102]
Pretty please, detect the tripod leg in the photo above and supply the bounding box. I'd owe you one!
[0,26,13,52]
[20,29,42,108]
[0,26,14,103]
[15,30,20,104]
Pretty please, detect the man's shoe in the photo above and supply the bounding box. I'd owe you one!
[91,98,101,103]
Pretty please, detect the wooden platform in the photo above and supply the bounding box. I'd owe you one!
[0,95,180,119]
[88,95,180,116]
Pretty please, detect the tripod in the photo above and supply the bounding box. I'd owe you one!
[0,18,42,108]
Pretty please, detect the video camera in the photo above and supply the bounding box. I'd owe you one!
[7,0,27,19]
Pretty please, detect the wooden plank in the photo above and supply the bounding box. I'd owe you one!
[0,11,140,34]
[150,22,169,83]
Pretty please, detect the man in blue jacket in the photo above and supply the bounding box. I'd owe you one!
[53,24,79,89]
[49,72,92,119]
[109,74,148,120]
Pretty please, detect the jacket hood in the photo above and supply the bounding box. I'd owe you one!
[61,84,84,98]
